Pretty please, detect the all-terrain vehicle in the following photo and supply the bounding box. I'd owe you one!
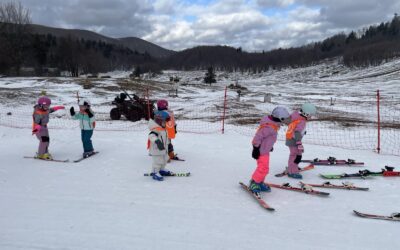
[110,90,155,122]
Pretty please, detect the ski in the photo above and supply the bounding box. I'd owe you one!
[320,173,371,179]
[299,181,369,191]
[353,210,400,221]
[239,182,275,211]
[144,172,190,177]
[275,164,314,177]
[24,156,69,163]
[73,151,99,163]
[321,167,400,179]
[266,182,330,196]
[302,157,364,166]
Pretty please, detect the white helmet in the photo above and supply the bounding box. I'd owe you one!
[79,99,91,106]
[271,106,290,122]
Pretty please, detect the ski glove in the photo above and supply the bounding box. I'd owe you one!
[32,124,41,135]
[70,107,75,116]
[294,154,302,164]
[155,139,165,150]
[296,142,304,154]
[252,146,260,160]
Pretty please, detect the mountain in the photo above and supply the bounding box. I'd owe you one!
[29,24,174,58]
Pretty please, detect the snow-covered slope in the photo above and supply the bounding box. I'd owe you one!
[0,126,399,250]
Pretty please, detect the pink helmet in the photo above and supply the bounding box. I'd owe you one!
[157,99,168,110]
[38,96,51,106]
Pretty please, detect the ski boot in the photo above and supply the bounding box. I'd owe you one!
[288,173,303,179]
[83,151,95,158]
[159,169,175,176]
[248,180,261,196]
[259,182,271,192]
[37,153,53,160]
[151,172,164,181]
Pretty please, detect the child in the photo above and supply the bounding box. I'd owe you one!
[249,106,290,195]
[148,110,174,181]
[156,99,179,160]
[32,96,65,159]
[70,99,96,158]
[285,103,316,179]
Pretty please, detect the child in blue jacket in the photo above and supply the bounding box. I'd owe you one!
[70,99,96,157]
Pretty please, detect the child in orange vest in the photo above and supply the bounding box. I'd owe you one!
[285,103,316,179]
[249,107,290,195]
[156,99,180,160]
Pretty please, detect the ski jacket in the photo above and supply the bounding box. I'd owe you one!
[285,111,307,146]
[148,119,168,156]
[32,105,58,129]
[72,111,96,130]
[252,115,280,155]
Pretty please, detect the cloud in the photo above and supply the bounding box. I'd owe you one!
[16,0,400,52]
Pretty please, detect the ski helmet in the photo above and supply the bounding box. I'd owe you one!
[271,106,290,122]
[157,99,168,111]
[79,99,91,107]
[301,103,316,117]
[154,110,170,126]
[38,96,51,106]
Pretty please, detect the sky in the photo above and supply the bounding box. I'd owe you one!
[14,0,400,51]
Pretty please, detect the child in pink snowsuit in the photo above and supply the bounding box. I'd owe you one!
[249,106,290,194]
[285,103,316,179]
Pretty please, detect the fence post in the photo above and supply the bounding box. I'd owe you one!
[222,86,228,134]
[146,88,151,120]
[377,89,381,154]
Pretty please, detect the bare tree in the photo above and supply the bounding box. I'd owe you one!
[0,1,31,75]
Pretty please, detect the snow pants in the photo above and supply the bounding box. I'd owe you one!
[36,127,49,155]
[81,130,94,153]
[288,146,301,174]
[251,154,270,183]
[152,154,169,173]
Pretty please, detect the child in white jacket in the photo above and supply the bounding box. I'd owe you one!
[148,110,174,181]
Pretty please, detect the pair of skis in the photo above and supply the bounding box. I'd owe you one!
[302,157,364,166]
[24,151,99,163]
[240,180,371,211]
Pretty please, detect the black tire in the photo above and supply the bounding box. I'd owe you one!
[110,108,121,120]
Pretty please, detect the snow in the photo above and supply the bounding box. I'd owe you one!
[0,126,400,250]
[1,58,400,249]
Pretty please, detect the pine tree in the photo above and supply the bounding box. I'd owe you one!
[204,66,216,85]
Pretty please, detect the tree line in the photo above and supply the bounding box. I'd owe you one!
[1,1,400,76]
